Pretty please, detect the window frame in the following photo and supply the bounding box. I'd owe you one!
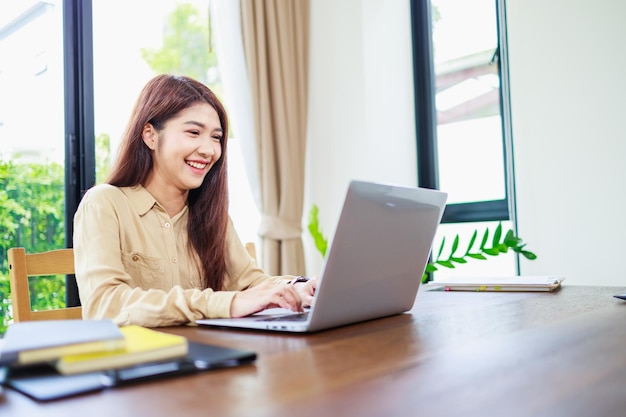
[410,0,516,225]
[63,0,95,306]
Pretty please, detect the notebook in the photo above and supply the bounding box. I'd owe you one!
[55,325,188,375]
[196,180,448,332]
[4,341,257,402]
[0,319,125,367]
[425,275,565,292]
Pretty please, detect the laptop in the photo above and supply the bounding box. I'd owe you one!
[196,180,448,333]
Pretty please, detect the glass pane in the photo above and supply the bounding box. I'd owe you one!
[92,0,259,242]
[431,0,505,204]
[0,0,66,332]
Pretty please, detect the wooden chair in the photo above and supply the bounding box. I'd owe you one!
[7,247,83,322]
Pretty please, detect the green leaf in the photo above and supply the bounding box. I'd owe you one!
[436,236,446,260]
[503,229,521,247]
[521,250,537,260]
[511,243,526,254]
[437,260,455,268]
[492,222,502,247]
[450,234,460,256]
[451,257,467,264]
[425,263,438,273]
[465,230,478,255]
[307,204,328,258]
[483,248,500,256]
[314,235,328,258]
[467,253,487,260]
[479,229,489,250]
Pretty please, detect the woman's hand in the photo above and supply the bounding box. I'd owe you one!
[230,281,304,318]
[294,277,318,307]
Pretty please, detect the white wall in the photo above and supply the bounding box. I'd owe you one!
[507,0,626,285]
[305,0,626,286]
[305,0,417,275]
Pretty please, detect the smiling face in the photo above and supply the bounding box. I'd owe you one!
[142,102,223,200]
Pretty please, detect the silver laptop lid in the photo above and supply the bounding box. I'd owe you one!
[306,180,447,331]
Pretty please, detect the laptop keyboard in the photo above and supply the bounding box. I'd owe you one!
[256,312,309,322]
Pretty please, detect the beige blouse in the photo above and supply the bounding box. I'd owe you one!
[73,184,291,327]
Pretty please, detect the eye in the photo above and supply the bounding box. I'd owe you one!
[212,135,223,142]
[187,130,200,136]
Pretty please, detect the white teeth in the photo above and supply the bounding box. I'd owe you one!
[186,161,207,169]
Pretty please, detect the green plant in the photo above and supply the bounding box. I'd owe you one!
[423,223,536,283]
[306,205,536,283]
[307,205,328,258]
[0,159,67,336]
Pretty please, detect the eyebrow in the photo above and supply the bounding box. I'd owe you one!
[183,120,223,133]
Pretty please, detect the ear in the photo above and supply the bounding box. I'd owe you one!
[142,123,157,150]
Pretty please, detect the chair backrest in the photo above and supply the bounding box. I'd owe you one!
[7,242,258,323]
[7,247,83,322]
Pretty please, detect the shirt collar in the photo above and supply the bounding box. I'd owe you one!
[121,185,160,216]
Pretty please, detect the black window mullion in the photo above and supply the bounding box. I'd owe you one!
[63,0,95,307]
[441,200,509,223]
[410,0,439,191]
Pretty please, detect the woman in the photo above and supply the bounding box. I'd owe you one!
[73,74,315,327]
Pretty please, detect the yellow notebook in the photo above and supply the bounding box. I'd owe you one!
[55,325,188,375]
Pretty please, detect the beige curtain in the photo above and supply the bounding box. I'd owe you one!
[240,0,309,275]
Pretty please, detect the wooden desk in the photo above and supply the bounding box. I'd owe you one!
[2,285,626,417]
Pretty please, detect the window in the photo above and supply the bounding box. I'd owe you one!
[411,0,517,278]
[0,2,65,252]
[0,1,69,331]
[0,1,260,333]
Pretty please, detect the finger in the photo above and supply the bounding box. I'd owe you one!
[301,294,314,308]
[275,292,302,312]
[280,287,304,312]
[301,280,317,297]
[305,282,316,296]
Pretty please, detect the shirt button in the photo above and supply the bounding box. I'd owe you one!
[132,255,139,262]
[171,257,177,263]
[164,222,171,228]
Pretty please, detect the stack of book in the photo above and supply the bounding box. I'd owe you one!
[0,319,188,373]
[0,319,257,401]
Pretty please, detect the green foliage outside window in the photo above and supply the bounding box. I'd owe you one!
[0,159,67,336]
[141,3,216,86]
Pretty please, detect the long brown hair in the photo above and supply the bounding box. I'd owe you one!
[107,74,229,290]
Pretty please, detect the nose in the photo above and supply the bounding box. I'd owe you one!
[198,138,220,160]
